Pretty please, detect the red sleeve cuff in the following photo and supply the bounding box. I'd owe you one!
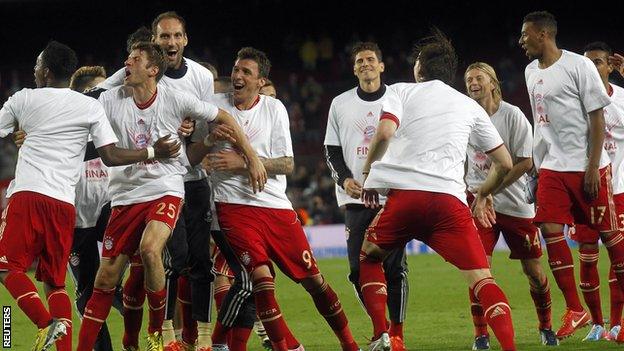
[380,112,400,128]
[485,143,504,154]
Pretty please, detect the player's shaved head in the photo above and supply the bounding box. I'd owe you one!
[523,11,557,38]
[152,11,187,35]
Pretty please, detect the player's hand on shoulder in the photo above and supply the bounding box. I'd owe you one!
[343,178,363,199]
[13,130,26,149]
[153,134,181,159]
[178,117,195,138]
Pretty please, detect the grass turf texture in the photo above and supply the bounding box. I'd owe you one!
[2,251,622,350]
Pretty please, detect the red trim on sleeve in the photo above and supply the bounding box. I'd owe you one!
[485,143,504,154]
[380,112,400,128]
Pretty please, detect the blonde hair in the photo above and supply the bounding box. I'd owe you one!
[70,66,107,92]
[465,62,502,101]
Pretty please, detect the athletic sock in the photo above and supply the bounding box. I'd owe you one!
[253,276,288,349]
[3,271,51,329]
[214,282,231,313]
[543,232,583,311]
[579,247,603,324]
[122,262,145,348]
[602,232,624,300]
[474,278,516,351]
[389,321,403,339]
[359,251,389,339]
[47,289,72,351]
[162,319,176,345]
[197,321,213,348]
[146,287,167,334]
[230,327,253,351]
[76,287,115,351]
[307,277,357,350]
[469,287,488,336]
[178,276,198,344]
[529,280,552,330]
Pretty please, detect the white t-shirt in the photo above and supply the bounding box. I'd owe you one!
[363,81,504,204]
[98,57,214,181]
[99,85,218,207]
[324,87,398,207]
[605,83,624,194]
[0,88,118,205]
[75,158,109,228]
[193,93,294,209]
[466,101,535,218]
[525,50,611,172]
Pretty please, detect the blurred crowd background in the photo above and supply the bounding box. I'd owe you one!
[1,0,622,225]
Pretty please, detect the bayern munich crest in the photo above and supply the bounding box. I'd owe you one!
[363,125,376,141]
[69,253,80,267]
[103,237,114,250]
[240,251,251,266]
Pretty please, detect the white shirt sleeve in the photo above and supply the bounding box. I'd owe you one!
[323,99,341,146]
[510,107,533,158]
[270,102,294,157]
[96,67,125,90]
[577,57,612,113]
[88,101,119,148]
[179,91,219,123]
[203,70,215,100]
[0,89,24,138]
[470,109,504,152]
[380,85,403,125]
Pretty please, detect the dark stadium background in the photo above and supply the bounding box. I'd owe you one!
[0,0,622,224]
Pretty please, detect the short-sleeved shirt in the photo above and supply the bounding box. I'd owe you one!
[525,50,612,172]
[363,81,503,204]
[193,93,294,209]
[0,88,118,204]
[99,85,218,207]
[466,101,535,218]
[324,86,401,207]
[605,83,624,194]
[98,57,214,181]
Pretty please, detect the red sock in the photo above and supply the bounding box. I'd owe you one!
[282,323,301,349]
[359,252,389,339]
[579,247,603,324]
[308,277,356,350]
[603,232,624,299]
[610,268,624,327]
[389,321,403,339]
[474,278,516,351]
[146,287,167,334]
[123,261,145,348]
[178,276,198,344]
[529,281,552,330]
[47,289,72,351]
[230,327,252,351]
[212,320,229,345]
[214,283,231,314]
[469,287,488,336]
[77,287,115,351]
[3,271,51,328]
[253,276,287,348]
[543,232,583,311]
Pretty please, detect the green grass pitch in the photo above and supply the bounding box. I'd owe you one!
[2,251,623,350]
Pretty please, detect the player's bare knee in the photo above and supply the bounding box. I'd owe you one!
[360,240,387,262]
[521,259,546,285]
[301,273,324,292]
[540,222,564,235]
[463,268,493,287]
[94,265,120,289]
[251,264,272,282]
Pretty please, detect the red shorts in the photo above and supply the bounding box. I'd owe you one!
[212,246,234,278]
[365,190,489,270]
[571,193,624,244]
[0,191,75,287]
[102,196,183,258]
[216,203,320,282]
[467,193,542,260]
[535,167,617,232]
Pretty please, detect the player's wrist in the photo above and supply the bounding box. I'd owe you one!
[146,146,155,160]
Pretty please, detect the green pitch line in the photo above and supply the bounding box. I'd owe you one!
[1,252,622,350]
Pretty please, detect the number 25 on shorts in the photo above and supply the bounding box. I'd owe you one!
[156,202,177,219]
